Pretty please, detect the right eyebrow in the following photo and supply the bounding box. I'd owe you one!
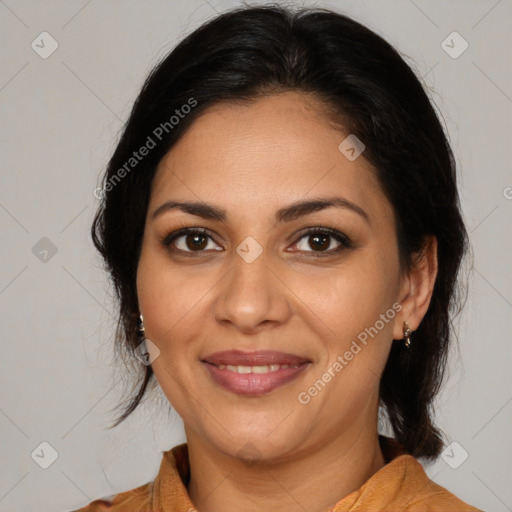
[152,201,227,222]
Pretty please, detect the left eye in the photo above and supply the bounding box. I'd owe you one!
[292,228,351,254]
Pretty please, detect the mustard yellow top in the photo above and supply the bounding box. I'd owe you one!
[73,436,480,511]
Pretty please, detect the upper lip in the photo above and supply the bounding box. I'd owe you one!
[202,350,310,366]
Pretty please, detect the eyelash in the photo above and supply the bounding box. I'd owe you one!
[160,226,353,257]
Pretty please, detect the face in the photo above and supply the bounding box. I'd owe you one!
[136,91,408,463]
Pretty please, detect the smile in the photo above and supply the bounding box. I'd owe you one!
[201,350,311,395]
[216,363,301,373]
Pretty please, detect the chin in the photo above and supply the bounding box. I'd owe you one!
[204,427,306,466]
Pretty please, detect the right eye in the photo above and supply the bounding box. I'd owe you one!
[161,228,223,254]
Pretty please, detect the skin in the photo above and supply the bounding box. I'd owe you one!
[136,91,437,512]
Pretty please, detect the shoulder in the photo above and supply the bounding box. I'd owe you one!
[371,437,481,511]
[393,457,481,512]
[70,443,191,512]
[400,480,482,511]
[71,481,153,511]
[336,442,481,511]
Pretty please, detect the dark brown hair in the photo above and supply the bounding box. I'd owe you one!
[91,4,468,459]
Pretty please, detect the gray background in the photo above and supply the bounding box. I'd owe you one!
[0,1,511,511]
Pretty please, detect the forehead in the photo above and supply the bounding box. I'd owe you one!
[149,91,390,223]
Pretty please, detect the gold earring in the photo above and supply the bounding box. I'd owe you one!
[403,322,412,348]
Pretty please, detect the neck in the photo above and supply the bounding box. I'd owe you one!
[186,427,386,512]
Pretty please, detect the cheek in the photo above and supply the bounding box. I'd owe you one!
[297,258,400,338]
[136,256,209,421]
[136,248,218,344]
[294,254,400,400]
[295,267,398,414]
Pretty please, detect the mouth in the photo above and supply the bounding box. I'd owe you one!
[201,350,311,395]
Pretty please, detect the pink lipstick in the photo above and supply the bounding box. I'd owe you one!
[201,350,311,395]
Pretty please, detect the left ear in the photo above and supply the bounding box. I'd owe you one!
[393,235,438,339]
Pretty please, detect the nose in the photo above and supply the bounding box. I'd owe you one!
[213,248,292,334]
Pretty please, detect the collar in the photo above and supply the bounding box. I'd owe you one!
[149,436,476,511]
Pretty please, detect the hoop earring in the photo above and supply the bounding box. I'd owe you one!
[403,322,412,348]
[137,313,146,341]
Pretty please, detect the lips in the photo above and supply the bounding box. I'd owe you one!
[203,350,310,367]
[201,350,311,395]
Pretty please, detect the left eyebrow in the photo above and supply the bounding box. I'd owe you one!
[275,197,370,224]
[151,196,370,224]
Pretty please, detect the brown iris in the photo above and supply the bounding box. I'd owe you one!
[309,234,330,251]
[186,233,208,251]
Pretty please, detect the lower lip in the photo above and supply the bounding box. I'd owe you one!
[201,362,310,395]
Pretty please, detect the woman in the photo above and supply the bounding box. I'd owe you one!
[77,4,480,511]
